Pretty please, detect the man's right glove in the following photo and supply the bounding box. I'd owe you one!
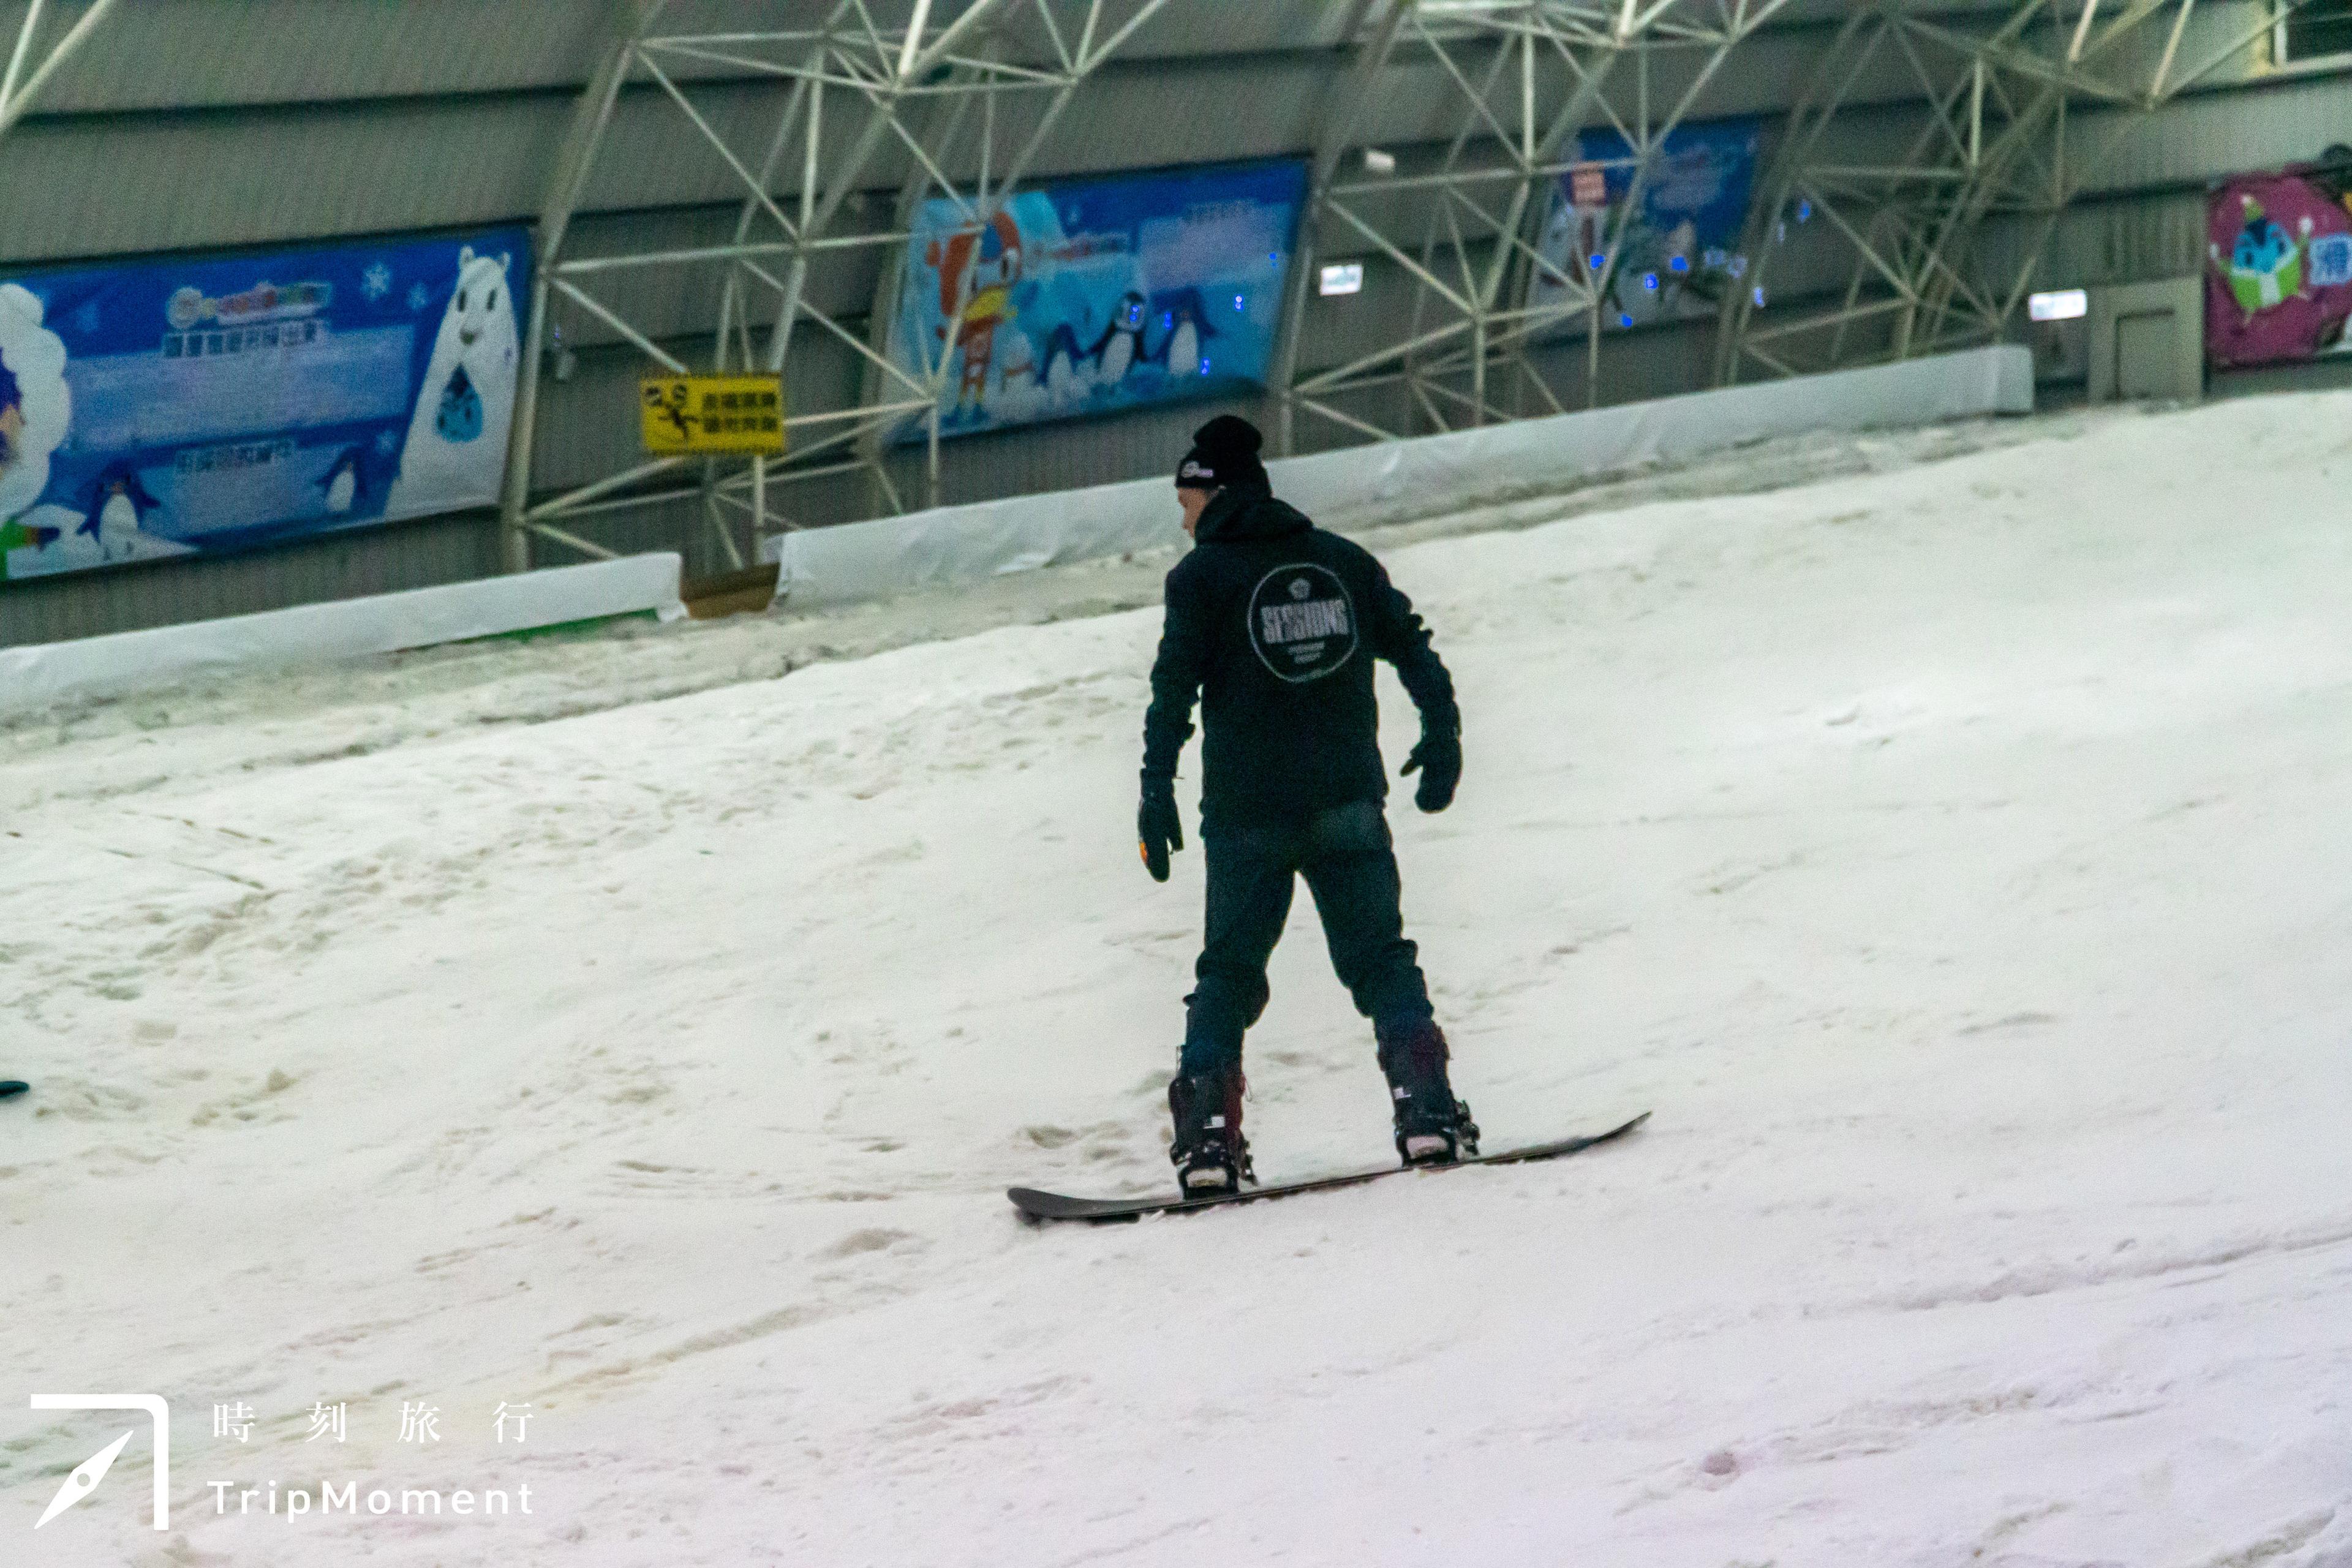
[1400,727,1461,814]
[1138,777,1184,882]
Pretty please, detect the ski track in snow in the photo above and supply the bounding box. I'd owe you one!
[4,398,2351,1566]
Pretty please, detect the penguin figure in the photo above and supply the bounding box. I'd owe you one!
[1034,325,1079,382]
[1149,288,1219,379]
[78,463,161,560]
[1089,290,1148,387]
[1045,344,1083,404]
[1166,317,1200,377]
[317,444,372,515]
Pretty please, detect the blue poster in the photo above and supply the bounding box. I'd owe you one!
[887,159,1308,442]
[1,227,531,582]
[1531,119,1760,331]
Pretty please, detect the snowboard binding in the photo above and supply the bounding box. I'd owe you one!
[1168,1069,1254,1194]
[1378,1019,1479,1167]
[1393,1097,1480,1167]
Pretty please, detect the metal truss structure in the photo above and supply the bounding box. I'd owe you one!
[505,0,2307,571]
[1716,0,2312,382]
[0,0,119,146]
[1273,0,1799,450]
[502,0,1172,571]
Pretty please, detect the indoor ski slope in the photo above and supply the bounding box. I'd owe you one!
[6,396,2350,1567]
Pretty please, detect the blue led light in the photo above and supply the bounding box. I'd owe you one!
[1234,293,1245,311]
[1668,255,1689,273]
[1752,285,1766,307]
[1796,198,1812,222]
[1618,313,1634,328]
[1590,252,1607,270]
[1200,358,1212,375]
[1642,272,1658,291]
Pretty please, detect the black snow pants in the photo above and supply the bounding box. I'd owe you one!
[1179,801,1434,1079]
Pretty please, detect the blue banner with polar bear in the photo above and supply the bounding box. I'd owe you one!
[885,159,1307,443]
[0,227,530,583]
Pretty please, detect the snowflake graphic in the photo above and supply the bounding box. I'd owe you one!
[374,429,399,455]
[362,262,392,301]
[406,281,431,313]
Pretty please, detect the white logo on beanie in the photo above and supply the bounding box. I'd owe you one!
[1179,458,1213,482]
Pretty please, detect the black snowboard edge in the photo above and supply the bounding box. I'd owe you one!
[1010,1110,1650,1224]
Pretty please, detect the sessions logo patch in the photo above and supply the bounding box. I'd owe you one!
[1248,564,1358,683]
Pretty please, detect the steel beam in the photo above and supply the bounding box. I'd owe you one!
[502,0,1153,570]
[0,0,118,144]
[1717,1,2309,386]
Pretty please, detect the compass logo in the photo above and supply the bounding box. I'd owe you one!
[28,1396,169,1531]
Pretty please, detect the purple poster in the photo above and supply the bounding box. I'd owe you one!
[2204,162,2352,369]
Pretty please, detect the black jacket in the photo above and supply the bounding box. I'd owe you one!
[1142,483,1456,835]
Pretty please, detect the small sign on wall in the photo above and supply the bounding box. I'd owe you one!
[639,375,787,455]
[1317,262,1364,296]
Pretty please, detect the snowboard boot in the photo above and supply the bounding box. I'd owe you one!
[1376,1019,1479,1167]
[1167,1068,1253,1193]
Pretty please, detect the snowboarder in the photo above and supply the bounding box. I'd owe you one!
[1139,414,1474,1194]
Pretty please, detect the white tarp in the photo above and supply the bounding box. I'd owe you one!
[775,345,2033,609]
[0,552,684,715]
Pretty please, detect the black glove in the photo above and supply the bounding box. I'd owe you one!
[1138,778,1184,882]
[1400,728,1461,814]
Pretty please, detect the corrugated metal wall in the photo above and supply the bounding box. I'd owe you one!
[3,1,2347,647]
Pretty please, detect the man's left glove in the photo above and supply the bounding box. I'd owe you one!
[1400,728,1461,814]
[1138,777,1184,882]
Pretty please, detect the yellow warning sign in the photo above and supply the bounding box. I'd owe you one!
[640,375,788,455]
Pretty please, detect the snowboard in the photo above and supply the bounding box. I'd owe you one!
[1009,1111,1649,1224]
[0,1081,27,1102]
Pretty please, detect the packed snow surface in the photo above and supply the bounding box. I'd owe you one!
[6,398,2351,1566]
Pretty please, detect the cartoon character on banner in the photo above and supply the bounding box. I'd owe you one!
[1090,290,1148,388]
[0,282,74,579]
[927,210,1025,421]
[2206,172,2352,366]
[385,246,518,521]
[2213,194,2313,321]
[1150,288,1219,379]
[1028,322,1090,410]
[1022,288,1148,414]
[79,462,164,562]
[318,443,378,515]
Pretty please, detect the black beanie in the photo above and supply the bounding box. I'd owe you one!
[1175,414,1267,491]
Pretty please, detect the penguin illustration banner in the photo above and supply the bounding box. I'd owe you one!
[2204,154,2352,369]
[1528,119,1760,335]
[0,227,530,584]
[884,159,1308,443]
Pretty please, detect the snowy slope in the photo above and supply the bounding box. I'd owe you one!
[5,396,2351,1567]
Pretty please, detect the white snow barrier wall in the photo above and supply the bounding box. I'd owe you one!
[775,345,2032,610]
[0,552,685,714]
